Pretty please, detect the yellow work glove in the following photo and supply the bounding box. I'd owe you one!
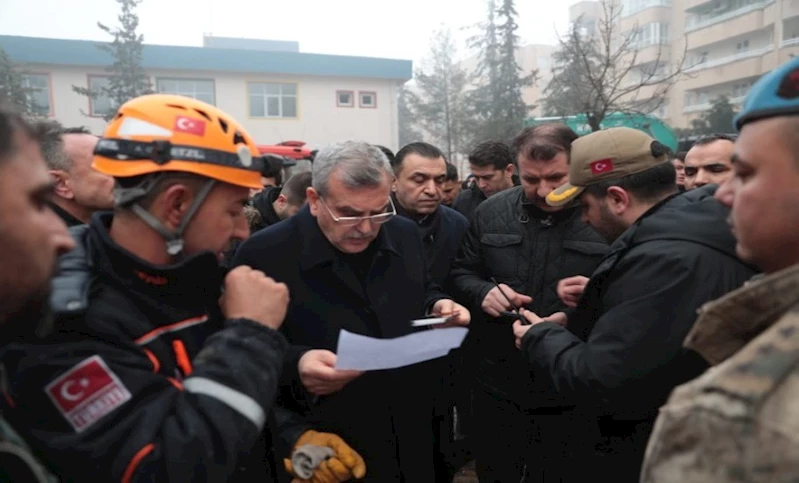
[283,430,367,483]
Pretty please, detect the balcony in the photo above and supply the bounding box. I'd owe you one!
[619,6,673,30]
[684,0,714,12]
[622,0,672,18]
[683,95,745,113]
[685,2,776,48]
[784,1,799,18]
[685,0,775,32]
[685,44,774,72]
[629,42,672,65]
[681,53,775,90]
[779,39,799,63]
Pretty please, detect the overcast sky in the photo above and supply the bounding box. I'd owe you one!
[0,0,578,63]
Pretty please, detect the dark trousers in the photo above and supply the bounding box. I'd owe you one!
[473,388,596,483]
[593,418,656,482]
[473,388,533,483]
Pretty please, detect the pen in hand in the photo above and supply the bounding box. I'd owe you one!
[490,277,530,325]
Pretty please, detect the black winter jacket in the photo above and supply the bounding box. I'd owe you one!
[451,184,486,222]
[250,186,282,233]
[449,186,607,404]
[232,206,451,482]
[520,185,757,475]
[0,214,291,482]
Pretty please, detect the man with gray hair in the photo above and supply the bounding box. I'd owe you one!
[233,140,471,482]
[32,120,114,225]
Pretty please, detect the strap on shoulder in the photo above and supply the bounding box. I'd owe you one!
[49,225,93,316]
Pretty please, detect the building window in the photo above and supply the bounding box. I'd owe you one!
[157,78,215,105]
[248,82,298,118]
[88,75,114,118]
[622,0,671,16]
[359,91,377,109]
[22,74,52,116]
[628,23,670,48]
[736,39,750,52]
[336,90,354,107]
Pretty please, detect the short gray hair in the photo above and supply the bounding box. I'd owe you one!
[31,119,71,171]
[312,141,394,197]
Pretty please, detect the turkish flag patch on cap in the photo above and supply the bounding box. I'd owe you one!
[590,159,614,175]
[174,116,206,136]
[45,355,132,433]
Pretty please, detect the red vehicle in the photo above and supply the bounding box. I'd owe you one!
[256,140,316,163]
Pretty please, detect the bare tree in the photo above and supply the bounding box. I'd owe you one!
[544,0,687,131]
[407,28,471,161]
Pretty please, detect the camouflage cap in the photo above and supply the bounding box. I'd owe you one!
[546,127,671,207]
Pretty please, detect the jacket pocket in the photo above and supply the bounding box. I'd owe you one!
[480,233,523,281]
[562,240,608,278]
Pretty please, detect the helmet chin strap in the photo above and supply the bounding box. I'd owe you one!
[130,179,217,259]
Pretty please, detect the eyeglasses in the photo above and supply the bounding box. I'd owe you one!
[318,197,396,226]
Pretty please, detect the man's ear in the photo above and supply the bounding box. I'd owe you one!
[306,187,320,217]
[275,193,287,208]
[159,183,195,229]
[605,186,631,215]
[49,170,73,200]
[505,163,516,177]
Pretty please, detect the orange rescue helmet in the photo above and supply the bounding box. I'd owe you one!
[92,94,269,189]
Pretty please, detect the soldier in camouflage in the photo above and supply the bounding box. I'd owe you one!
[641,57,799,481]
[0,106,75,480]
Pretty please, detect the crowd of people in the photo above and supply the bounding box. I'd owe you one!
[0,55,798,483]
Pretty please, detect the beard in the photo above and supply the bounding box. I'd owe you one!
[0,287,54,342]
[596,202,630,244]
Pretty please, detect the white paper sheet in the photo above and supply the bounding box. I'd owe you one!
[334,328,469,371]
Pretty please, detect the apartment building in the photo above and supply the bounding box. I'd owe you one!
[580,0,799,128]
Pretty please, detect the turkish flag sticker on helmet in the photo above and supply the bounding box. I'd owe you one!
[44,355,132,433]
[590,159,614,175]
[174,116,206,136]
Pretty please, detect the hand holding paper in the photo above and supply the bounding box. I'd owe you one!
[334,328,468,371]
[299,350,363,395]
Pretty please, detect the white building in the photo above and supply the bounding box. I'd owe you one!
[1,35,413,150]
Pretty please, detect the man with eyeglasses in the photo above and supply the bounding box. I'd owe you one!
[233,141,470,482]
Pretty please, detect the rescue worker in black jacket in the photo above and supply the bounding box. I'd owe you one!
[450,124,608,482]
[0,94,363,482]
[513,127,757,481]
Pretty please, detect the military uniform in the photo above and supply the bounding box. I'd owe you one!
[641,263,799,482]
[0,416,57,482]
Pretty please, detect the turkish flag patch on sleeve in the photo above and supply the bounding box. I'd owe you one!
[44,355,132,433]
[590,159,614,175]
[174,116,206,136]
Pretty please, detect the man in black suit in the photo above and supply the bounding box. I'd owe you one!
[232,141,470,482]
